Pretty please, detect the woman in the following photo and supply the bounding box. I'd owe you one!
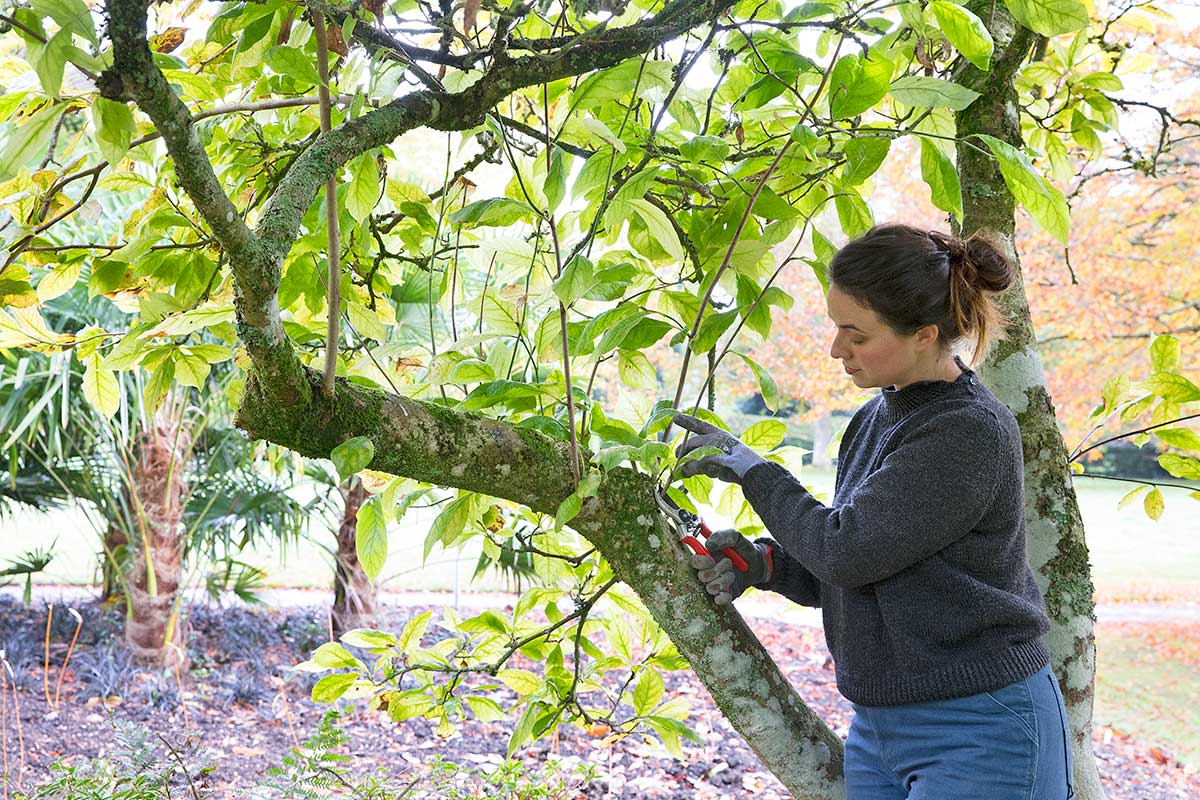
[673,223,1074,799]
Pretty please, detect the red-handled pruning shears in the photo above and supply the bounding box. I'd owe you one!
[654,486,749,573]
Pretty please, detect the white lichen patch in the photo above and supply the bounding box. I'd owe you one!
[647,534,660,549]
[636,514,654,528]
[986,349,1046,415]
[497,463,511,477]
[450,464,466,477]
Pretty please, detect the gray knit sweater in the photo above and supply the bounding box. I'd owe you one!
[742,361,1051,706]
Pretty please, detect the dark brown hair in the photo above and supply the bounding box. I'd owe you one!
[828,223,1013,365]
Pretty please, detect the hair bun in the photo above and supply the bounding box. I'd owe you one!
[963,234,1012,293]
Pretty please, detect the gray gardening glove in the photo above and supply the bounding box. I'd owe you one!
[689,529,773,605]
[673,413,766,485]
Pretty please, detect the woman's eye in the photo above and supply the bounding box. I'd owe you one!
[852,339,866,345]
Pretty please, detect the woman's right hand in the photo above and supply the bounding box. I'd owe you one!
[690,529,773,605]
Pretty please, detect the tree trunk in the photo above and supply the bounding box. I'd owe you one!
[810,412,834,468]
[332,477,377,639]
[124,401,191,669]
[956,7,1106,797]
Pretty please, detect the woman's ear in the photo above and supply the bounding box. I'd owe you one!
[914,323,941,350]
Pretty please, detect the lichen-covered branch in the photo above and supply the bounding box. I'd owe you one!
[235,369,846,799]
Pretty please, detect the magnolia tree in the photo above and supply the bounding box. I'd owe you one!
[1,0,1198,796]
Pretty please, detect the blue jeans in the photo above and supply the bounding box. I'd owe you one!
[845,664,1074,799]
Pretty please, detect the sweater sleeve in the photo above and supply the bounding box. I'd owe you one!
[740,407,1003,589]
[754,537,822,607]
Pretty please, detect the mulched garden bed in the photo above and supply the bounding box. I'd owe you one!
[1,595,1195,798]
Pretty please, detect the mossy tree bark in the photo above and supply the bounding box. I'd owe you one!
[955,6,1106,798]
[331,477,377,640]
[101,0,848,794]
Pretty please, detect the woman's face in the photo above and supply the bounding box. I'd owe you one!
[826,284,936,389]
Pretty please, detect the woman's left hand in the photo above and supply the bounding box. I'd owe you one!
[673,413,767,485]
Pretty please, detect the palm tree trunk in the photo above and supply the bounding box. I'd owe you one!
[99,519,127,604]
[124,401,191,668]
[331,476,377,639]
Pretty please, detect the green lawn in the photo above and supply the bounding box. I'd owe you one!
[2,466,1195,598]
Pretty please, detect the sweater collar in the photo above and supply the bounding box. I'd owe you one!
[879,355,976,420]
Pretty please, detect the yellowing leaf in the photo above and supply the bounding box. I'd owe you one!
[36,261,83,302]
[1143,487,1164,521]
[83,353,120,417]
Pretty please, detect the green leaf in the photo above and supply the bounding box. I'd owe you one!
[1149,335,1181,373]
[633,668,664,715]
[507,701,542,756]
[680,135,729,164]
[554,491,583,530]
[544,145,567,213]
[425,494,474,558]
[332,436,376,480]
[461,380,543,410]
[919,138,963,220]
[929,1,994,72]
[1097,374,1129,417]
[1143,487,1165,521]
[311,672,357,703]
[311,642,360,669]
[1139,372,1200,403]
[736,353,780,412]
[835,192,874,237]
[31,29,70,98]
[692,309,737,354]
[467,696,507,722]
[572,59,672,109]
[889,76,981,110]
[32,0,97,43]
[173,351,211,388]
[339,628,397,648]
[82,354,119,418]
[552,255,594,306]
[0,102,67,183]
[975,134,1068,244]
[397,611,432,655]
[1155,429,1200,452]
[187,343,233,364]
[828,54,893,119]
[741,419,787,450]
[1159,453,1200,481]
[1003,0,1088,36]
[841,136,891,185]
[447,358,495,384]
[346,153,380,224]
[93,98,135,165]
[497,668,542,695]
[617,349,657,390]
[449,197,536,228]
[627,199,685,263]
[265,45,321,87]
[355,495,388,580]
[142,360,174,415]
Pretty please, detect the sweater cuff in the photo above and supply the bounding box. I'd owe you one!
[752,537,780,590]
[741,460,794,509]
